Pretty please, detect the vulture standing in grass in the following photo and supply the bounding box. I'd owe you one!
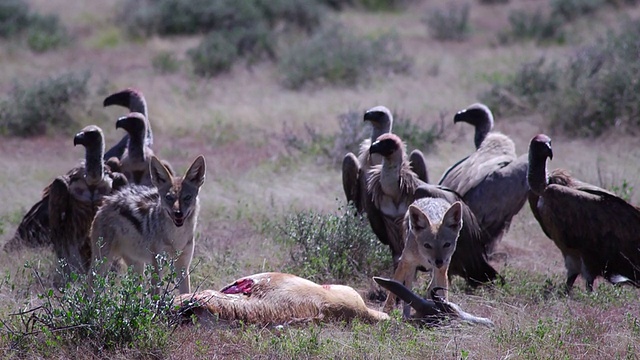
[528,134,640,292]
[113,112,169,186]
[49,125,127,274]
[438,103,529,255]
[366,133,499,286]
[6,89,151,251]
[103,88,153,161]
[342,106,427,214]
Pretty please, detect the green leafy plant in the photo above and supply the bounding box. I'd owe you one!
[269,205,392,283]
[0,71,91,137]
[423,3,471,42]
[1,256,182,355]
[279,25,412,89]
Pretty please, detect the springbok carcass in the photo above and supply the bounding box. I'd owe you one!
[174,272,389,325]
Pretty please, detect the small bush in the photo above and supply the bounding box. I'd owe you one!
[355,0,417,11]
[423,3,471,42]
[498,9,564,44]
[0,71,90,137]
[152,51,180,74]
[26,14,69,52]
[482,19,640,136]
[2,258,180,354]
[550,0,605,21]
[188,32,238,78]
[279,25,412,89]
[0,0,30,38]
[270,206,392,283]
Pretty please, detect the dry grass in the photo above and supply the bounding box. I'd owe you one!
[1,0,640,358]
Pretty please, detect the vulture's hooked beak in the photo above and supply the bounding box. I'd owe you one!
[73,132,85,146]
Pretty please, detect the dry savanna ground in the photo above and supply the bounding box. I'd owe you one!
[1,0,640,358]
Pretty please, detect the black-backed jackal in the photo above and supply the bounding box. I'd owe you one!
[89,155,206,294]
[383,197,463,316]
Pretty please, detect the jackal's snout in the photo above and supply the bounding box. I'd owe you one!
[173,209,184,227]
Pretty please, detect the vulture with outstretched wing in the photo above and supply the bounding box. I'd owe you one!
[342,106,427,214]
[49,125,127,274]
[528,134,640,292]
[366,133,499,286]
[438,103,529,255]
[7,89,150,251]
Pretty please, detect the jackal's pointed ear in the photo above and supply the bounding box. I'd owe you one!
[409,204,430,232]
[149,156,172,187]
[443,201,463,232]
[184,155,206,188]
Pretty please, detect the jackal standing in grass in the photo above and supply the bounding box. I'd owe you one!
[383,197,463,316]
[89,155,206,294]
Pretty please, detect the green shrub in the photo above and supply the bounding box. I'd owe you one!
[550,0,605,21]
[482,19,640,136]
[0,71,90,137]
[152,51,180,74]
[423,3,471,42]
[498,9,564,44]
[0,0,30,38]
[188,32,238,78]
[279,25,412,89]
[270,205,392,283]
[355,0,417,11]
[26,14,70,52]
[119,0,326,37]
[2,259,180,354]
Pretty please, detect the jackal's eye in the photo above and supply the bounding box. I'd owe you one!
[165,194,175,202]
[424,243,432,249]
[443,242,451,249]
[183,194,192,202]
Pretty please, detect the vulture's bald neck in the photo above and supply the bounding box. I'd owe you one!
[127,125,146,161]
[474,116,493,149]
[84,137,106,186]
[527,149,548,196]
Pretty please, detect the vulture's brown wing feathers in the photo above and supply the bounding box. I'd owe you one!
[409,149,429,184]
[342,152,362,212]
[48,176,71,245]
[7,194,51,250]
[363,190,391,247]
[543,183,640,283]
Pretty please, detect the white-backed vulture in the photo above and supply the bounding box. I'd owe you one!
[373,276,493,327]
[528,134,640,292]
[49,125,128,274]
[366,133,500,286]
[438,103,529,255]
[174,272,389,325]
[103,88,153,161]
[342,106,427,214]
[114,112,161,186]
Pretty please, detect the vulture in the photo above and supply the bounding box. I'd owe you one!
[103,88,153,161]
[365,133,499,286]
[342,105,427,214]
[6,88,151,251]
[528,134,640,292]
[114,112,167,186]
[438,103,529,255]
[49,125,127,274]
[373,276,493,327]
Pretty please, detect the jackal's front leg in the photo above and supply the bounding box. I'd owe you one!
[383,258,415,315]
[175,240,195,294]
